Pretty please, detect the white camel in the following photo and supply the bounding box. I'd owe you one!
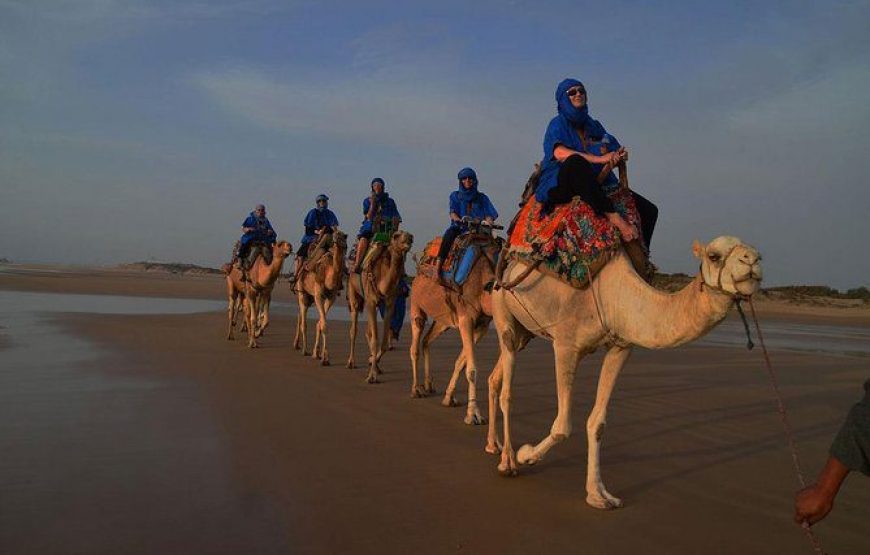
[487,236,763,509]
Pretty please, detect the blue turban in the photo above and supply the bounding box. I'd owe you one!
[371,177,385,189]
[456,166,479,203]
[555,78,607,139]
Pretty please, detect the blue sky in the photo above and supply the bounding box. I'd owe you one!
[1,0,868,288]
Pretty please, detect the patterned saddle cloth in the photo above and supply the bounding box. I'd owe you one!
[418,233,501,288]
[507,187,647,288]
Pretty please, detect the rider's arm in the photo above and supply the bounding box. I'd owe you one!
[449,192,462,222]
[554,144,619,165]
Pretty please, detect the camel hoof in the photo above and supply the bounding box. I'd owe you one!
[497,465,519,477]
[365,375,379,384]
[346,361,355,369]
[464,413,487,426]
[485,444,500,455]
[517,444,537,465]
[410,387,426,398]
[586,494,623,510]
[441,395,459,407]
[321,359,331,367]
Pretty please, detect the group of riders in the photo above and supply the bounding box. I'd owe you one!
[230,76,659,293]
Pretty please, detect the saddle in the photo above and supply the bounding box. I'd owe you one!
[418,232,502,290]
[504,187,650,289]
[349,222,395,274]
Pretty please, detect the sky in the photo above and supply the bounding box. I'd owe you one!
[1,0,868,289]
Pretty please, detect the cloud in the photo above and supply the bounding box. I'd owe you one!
[190,65,538,159]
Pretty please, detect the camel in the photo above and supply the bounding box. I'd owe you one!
[293,230,348,365]
[224,240,292,348]
[346,230,414,383]
[486,236,762,510]
[408,233,502,425]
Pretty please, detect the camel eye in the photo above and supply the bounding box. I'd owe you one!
[708,253,721,263]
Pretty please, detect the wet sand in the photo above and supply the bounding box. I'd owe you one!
[1,269,868,554]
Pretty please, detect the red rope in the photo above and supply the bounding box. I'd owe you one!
[748,299,827,555]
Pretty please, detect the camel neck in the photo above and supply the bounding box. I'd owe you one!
[600,254,734,349]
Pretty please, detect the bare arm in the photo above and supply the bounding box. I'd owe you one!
[553,144,613,164]
[794,456,851,526]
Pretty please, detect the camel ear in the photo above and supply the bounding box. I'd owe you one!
[692,240,705,259]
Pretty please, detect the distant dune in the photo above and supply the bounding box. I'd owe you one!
[116,261,223,276]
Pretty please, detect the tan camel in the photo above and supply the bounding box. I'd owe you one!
[346,230,414,383]
[293,230,348,365]
[408,235,501,425]
[486,236,762,509]
[224,241,292,348]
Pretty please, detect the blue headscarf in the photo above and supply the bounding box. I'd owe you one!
[555,78,607,139]
[456,167,479,203]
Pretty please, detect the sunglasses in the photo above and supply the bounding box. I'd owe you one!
[566,87,586,98]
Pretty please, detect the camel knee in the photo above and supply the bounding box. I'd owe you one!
[465,366,477,383]
[586,419,606,442]
[413,316,426,331]
[550,421,572,441]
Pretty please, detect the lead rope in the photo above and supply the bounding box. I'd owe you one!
[747,298,827,555]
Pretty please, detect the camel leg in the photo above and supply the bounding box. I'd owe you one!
[409,312,427,398]
[445,320,488,408]
[420,321,449,396]
[245,291,258,348]
[262,291,272,331]
[458,318,489,425]
[313,291,332,366]
[517,341,582,466]
[226,293,238,340]
[346,298,359,369]
[485,359,503,454]
[295,293,311,355]
[378,298,396,365]
[293,292,303,351]
[496,345,518,476]
[443,350,466,407]
[364,301,380,383]
[585,346,631,510]
[412,320,448,398]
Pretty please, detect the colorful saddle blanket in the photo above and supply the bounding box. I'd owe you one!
[507,188,645,287]
[419,235,500,288]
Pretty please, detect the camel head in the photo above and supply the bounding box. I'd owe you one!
[332,230,348,250]
[273,240,292,259]
[693,236,763,298]
[390,230,414,255]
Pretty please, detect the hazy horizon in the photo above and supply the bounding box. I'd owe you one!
[2,1,868,289]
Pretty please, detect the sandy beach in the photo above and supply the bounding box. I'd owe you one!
[1,265,868,554]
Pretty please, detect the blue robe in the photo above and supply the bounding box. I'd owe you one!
[359,193,402,236]
[300,208,339,245]
[447,189,499,231]
[240,213,276,247]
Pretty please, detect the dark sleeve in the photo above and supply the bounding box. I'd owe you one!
[327,210,339,227]
[242,215,255,228]
[449,192,461,217]
[481,193,498,220]
[390,199,402,221]
[362,198,370,217]
[303,209,317,228]
[830,379,870,476]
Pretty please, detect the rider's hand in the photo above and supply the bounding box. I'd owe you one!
[617,147,628,162]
